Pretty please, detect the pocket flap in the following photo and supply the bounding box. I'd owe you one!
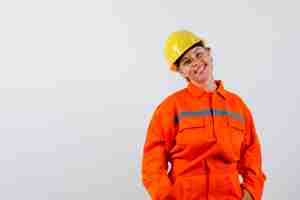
[179,117,205,132]
[228,117,245,131]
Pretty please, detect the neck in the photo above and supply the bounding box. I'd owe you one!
[191,77,217,92]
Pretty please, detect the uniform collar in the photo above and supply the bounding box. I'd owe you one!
[187,80,228,100]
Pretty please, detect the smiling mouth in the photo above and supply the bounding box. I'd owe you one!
[194,64,207,75]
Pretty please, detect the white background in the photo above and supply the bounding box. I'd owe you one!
[0,0,299,199]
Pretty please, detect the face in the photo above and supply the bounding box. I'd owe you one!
[178,46,213,84]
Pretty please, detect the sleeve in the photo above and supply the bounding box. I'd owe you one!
[141,101,177,200]
[238,103,267,200]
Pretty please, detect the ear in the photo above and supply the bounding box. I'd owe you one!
[206,47,211,54]
[178,66,189,78]
[206,47,213,63]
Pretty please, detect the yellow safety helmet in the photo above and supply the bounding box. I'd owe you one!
[164,30,208,71]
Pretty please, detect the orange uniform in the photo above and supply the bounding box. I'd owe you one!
[141,80,266,200]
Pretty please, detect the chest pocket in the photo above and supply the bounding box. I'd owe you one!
[179,117,205,130]
[176,117,215,147]
[227,115,245,159]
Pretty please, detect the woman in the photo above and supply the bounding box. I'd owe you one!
[141,30,266,200]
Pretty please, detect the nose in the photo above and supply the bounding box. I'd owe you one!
[191,60,200,69]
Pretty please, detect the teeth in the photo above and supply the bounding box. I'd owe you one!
[193,64,207,75]
[197,64,206,74]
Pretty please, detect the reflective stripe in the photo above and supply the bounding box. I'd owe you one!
[179,109,244,122]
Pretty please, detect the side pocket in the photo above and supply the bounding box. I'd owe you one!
[213,173,242,199]
[173,176,207,200]
[172,177,194,200]
[230,172,243,199]
[172,178,186,200]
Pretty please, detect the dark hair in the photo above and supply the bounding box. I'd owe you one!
[174,41,205,71]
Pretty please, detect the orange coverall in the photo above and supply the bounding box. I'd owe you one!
[141,80,266,200]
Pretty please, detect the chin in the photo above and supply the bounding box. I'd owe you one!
[196,75,209,83]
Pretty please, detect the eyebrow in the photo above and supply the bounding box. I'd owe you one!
[180,47,205,64]
[192,47,204,53]
[181,56,190,62]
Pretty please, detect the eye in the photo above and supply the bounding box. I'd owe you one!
[182,59,191,66]
[196,52,204,58]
